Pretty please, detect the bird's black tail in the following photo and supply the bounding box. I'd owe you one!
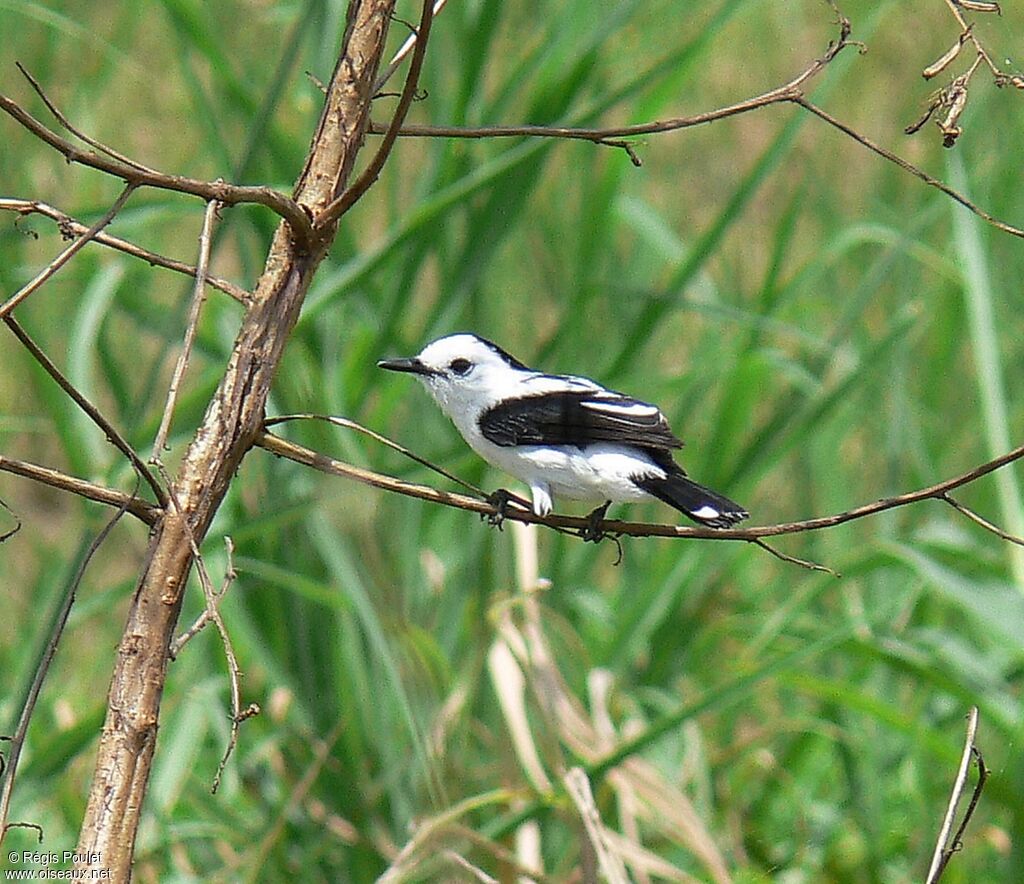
[634,469,748,528]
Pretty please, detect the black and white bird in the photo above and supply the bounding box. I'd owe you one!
[378,333,748,529]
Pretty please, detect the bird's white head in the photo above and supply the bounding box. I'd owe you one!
[377,333,532,418]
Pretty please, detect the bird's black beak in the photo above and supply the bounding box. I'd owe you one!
[377,356,439,376]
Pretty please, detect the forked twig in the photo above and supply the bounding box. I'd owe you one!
[0,198,248,303]
[0,83,313,246]
[155,468,255,794]
[316,0,435,229]
[3,316,167,507]
[0,183,137,318]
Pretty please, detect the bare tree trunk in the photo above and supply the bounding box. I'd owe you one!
[74,2,396,877]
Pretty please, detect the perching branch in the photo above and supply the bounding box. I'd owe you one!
[255,429,1024,546]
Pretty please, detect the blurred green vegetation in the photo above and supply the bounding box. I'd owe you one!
[2,0,1024,880]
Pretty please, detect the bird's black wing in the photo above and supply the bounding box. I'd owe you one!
[478,390,683,449]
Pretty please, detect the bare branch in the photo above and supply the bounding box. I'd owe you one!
[941,494,1024,546]
[0,93,314,248]
[793,96,1024,238]
[152,199,222,457]
[0,198,248,302]
[75,3,399,872]
[362,9,1023,242]
[16,62,156,174]
[751,538,838,576]
[0,455,160,524]
[316,0,435,229]
[264,412,488,499]
[154,474,253,795]
[256,430,1024,544]
[3,316,167,507]
[0,183,137,318]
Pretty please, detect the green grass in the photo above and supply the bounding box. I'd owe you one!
[2,0,1024,880]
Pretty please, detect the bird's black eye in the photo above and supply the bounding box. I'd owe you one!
[449,358,473,376]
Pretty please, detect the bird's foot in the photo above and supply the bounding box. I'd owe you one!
[484,488,515,530]
[580,501,612,544]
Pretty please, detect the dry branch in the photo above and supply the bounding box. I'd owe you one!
[69,2,400,876]
[0,198,248,302]
[0,92,314,248]
[4,316,166,506]
[256,430,1024,545]
[0,184,136,318]
[0,455,159,524]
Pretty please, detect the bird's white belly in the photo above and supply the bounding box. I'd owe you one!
[472,437,658,504]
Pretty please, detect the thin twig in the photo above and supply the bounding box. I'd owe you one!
[153,467,253,794]
[3,316,167,507]
[264,413,496,501]
[0,454,160,524]
[364,11,1024,242]
[0,183,137,318]
[152,198,222,458]
[169,537,238,658]
[367,9,854,147]
[792,96,1024,239]
[16,62,156,174]
[0,198,248,302]
[0,487,135,847]
[0,92,313,247]
[0,495,21,542]
[751,539,839,576]
[315,0,435,229]
[941,0,1004,80]
[941,493,1024,546]
[374,0,449,91]
[925,707,984,883]
[256,430,1024,543]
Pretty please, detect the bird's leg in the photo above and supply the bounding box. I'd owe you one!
[581,500,612,543]
[484,488,515,530]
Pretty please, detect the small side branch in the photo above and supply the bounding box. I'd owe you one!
[793,95,1024,239]
[0,198,248,303]
[925,707,986,884]
[3,317,167,507]
[152,198,222,457]
[0,88,313,248]
[0,183,137,318]
[0,455,160,525]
